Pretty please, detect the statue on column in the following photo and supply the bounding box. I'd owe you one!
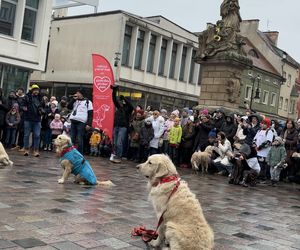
[196,0,247,61]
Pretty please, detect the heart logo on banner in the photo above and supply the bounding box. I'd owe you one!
[94,76,111,92]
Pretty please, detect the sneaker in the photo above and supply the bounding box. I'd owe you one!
[112,156,121,163]
[11,145,20,150]
[109,154,115,161]
[19,148,25,152]
[43,147,47,151]
[33,151,40,157]
[23,150,29,156]
[48,146,52,151]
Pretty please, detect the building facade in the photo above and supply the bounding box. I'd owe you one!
[31,11,200,110]
[0,0,52,95]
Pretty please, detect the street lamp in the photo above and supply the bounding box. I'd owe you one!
[249,73,261,111]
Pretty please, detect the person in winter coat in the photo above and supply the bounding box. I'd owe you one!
[22,85,44,157]
[213,109,225,130]
[281,119,298,177]
[50,113,63,140]
[0,88,8,141]
[149,110,165,155]
[161,111,176,154]
[89,128,101,156]
[110,85,133,163]
[168,117,182,166]
[253,117,274,180]
[180,116,195,168]
[242,114,262,146]
[220,113,237,144]
[193,115,214,152]
[43,101,59,151]
[129,110,145,162]
[99,129,113,157]
[7,91,18,110]
[140,119,154,162]
[13,88,26,150]
[266,137,287,186]
[5,104,21,148]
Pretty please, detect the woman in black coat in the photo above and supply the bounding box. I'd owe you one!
[193,115,214,152]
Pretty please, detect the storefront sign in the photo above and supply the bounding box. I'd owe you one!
[92,54,115,139]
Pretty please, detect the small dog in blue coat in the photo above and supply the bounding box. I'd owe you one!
[54,134,113,186]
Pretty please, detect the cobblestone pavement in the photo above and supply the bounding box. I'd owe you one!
[0,151,299,250]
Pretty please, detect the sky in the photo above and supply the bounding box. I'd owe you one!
[67,0,300,63]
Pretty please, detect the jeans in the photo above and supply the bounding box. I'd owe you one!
[70,121,86,154]
[43,128,52,147]
[214,161,233,175]
[113,127,127,158]
[90,145,98,154]
[5,127,17,147]
[168,145,179,166]
[24,121,41,150]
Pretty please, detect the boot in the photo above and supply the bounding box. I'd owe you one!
[23,150,29,156]
[33,150,40,157]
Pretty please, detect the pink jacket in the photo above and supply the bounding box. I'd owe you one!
[50,119,63,135]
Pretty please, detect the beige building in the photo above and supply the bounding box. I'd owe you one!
[0,0,52,94]
[31,10,200,110]
[240,20,299,120]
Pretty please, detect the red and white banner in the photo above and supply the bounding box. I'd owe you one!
[92,54,115,139]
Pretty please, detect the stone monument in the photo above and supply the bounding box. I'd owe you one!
[195,0,252,110]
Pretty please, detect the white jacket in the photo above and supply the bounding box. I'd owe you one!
[148,116,165,149]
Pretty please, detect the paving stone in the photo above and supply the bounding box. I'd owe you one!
[0,239,18,249]
[51,241,86,250]
[12,238,47,248]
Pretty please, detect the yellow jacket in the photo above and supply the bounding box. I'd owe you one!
[90,133,101,146]
[168,125,182,145]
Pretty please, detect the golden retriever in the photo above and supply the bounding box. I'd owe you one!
[137,154,214,250]
[0,142,13,167]
[54,134,114,186]
[191,146,214,174]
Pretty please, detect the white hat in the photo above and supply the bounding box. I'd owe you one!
[188,116,194,122]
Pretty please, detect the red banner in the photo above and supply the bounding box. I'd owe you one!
[92,54,115,139]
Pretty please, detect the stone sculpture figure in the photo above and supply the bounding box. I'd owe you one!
[196,0,246,60]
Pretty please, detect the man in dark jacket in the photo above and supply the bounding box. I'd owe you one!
[110,85,133,163]
[220,113,237,144]
[23,85,44,157]
[213,109,225,130]
[193,115,214,152]
[243,114,262,146]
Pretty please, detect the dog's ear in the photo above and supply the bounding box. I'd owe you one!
[154,162,169,179]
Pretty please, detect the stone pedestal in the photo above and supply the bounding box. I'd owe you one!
[198,58,251,112]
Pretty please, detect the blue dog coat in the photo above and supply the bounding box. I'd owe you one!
[60,146,97,185]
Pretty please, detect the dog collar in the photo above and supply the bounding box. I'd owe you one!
[153,175,180,187]
[60,145,76,157]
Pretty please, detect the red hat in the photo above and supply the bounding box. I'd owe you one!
[262,117,271,128]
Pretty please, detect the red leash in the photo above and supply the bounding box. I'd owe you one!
[131,175,181,243]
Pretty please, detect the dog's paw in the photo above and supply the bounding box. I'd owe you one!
[58,178,65,184]
[149,239,161,248]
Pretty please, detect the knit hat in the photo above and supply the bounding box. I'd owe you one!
[200,108,209,116]
[188,116,194,122]
[31,84,39,90]
[171,110,180,117]
[262,117,271,128]
[94,127,101,133]
[208,129,217,138]
[12,103,19,110]
[274,136,284,145]
[160,109,167,114]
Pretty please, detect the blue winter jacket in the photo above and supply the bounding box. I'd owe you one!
[60,147,97,185]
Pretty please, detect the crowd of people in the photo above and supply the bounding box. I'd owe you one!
[0,84,299,187]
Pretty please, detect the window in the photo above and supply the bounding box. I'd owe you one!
[279,96,283,109]
[287,74,292,87]
[289,100,295,114]
[189,50,196,84]
[179,46,187,81]
[262,91,269,104]
[147,34,156,73]
[169,43,177,79]
[121,25,132,66]
[245,85,252,100]
[284,98,288,111]
[134,29,145,70]
[158,39,167,76]
[270,93,276,106]
[0,0,17,36]
[21,0,39,42]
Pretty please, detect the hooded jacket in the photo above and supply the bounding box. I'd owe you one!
[220,114,237,142]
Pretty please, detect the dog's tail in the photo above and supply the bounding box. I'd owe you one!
[97,180,115,186]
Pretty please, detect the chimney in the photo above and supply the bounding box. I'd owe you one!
[263,31,279,46]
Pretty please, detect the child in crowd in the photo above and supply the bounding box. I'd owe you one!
[266,136,287,186]
[99,129,113,157]
[5,104,21,148]
[89,128,101,156]
[168,117,182,166]
[140,119,154,162]
[50,114,63,145]
[62,115,71,135]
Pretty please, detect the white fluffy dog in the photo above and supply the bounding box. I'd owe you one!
[137,154,214,250]
[0,142,13,167]
[54,134,113,186]
[191,146,214,174]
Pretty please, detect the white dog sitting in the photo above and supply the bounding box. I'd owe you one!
[137,154,214,250]
[54,134,113,186]
[0,142,13,167]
